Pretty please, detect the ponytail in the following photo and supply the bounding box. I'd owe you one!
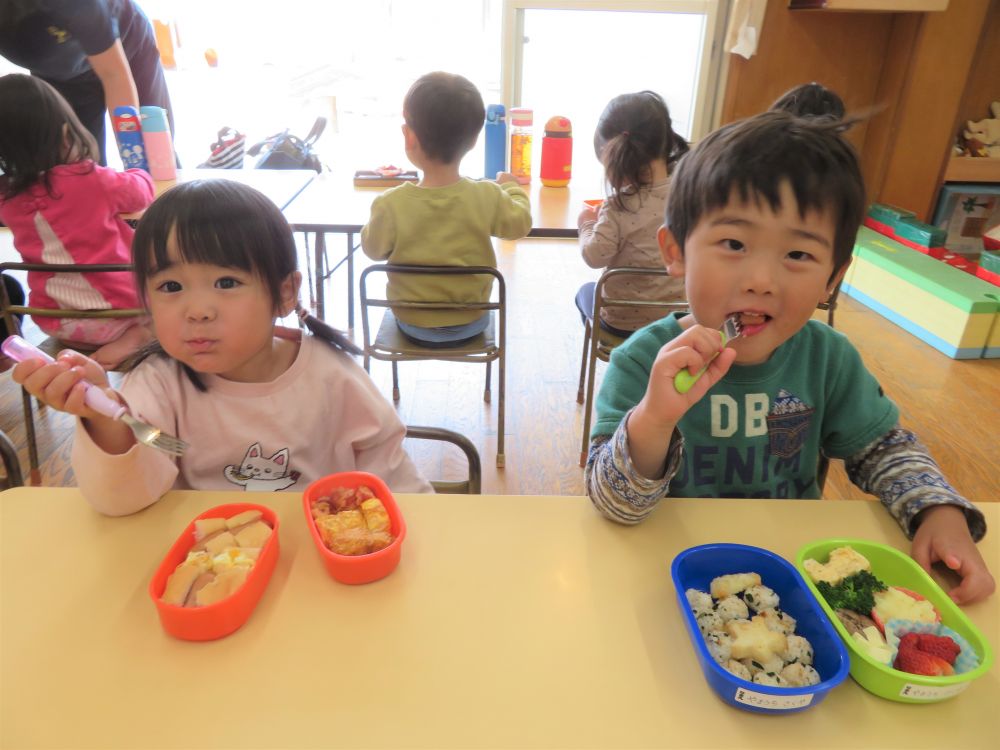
[297,305,363,356]
[602,131,648,212]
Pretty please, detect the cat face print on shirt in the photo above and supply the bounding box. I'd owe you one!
[224,442,301,492]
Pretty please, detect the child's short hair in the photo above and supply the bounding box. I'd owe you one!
[770,82,846,120]
[132,180,296,310]
[403,72,485,164]
[0,73,97,199]
[666,111,865,276]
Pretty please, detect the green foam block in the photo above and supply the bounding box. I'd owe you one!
[980,250,1000,274]
[895,217,946,247]
[867,203,915,226]
[853,226,1000,313]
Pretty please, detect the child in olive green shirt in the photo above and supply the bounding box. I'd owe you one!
[361,72,531,346]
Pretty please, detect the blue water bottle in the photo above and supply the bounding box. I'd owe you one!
[484,104,506,179]
[112,106,148,171]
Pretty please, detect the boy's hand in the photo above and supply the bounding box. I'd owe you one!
[641,324,737,425]
[626,325,737,478]
[912,505,995,605]
[495,171,518,184]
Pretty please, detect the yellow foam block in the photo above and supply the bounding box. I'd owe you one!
[849,259,993,349]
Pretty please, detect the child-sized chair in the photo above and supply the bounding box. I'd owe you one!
[578,267,688,467]
[0,427,24,488]
[360,264,506,468]
[404,425,482,494]
[0,261,145,484]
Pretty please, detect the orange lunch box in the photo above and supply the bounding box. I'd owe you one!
[302,471,406,584]
[149,503,280,641]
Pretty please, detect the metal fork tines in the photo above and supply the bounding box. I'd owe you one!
[119,413,188,456]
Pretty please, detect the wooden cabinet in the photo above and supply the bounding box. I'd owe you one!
[789,0,948,10]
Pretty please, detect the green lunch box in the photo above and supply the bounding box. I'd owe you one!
[795,538,994,703]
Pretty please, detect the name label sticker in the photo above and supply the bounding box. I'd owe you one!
[734,687,814,710]
[899,681,970,700]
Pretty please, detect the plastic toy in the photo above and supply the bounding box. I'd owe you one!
[961,101,1000,158]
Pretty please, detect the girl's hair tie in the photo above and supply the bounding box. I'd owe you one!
[622,130,630,137]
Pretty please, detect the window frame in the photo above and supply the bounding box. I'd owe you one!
[500,0,730,140]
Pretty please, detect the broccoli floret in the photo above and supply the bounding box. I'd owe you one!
[816,570,887,614]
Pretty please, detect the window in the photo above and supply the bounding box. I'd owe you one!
[501,0,728,186]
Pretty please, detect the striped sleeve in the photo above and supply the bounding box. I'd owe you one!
[583,410,683,524]
[845,425,986,541]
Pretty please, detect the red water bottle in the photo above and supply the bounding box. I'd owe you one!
[540,116,572,187]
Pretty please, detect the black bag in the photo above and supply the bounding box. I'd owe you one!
[248,117,326,172]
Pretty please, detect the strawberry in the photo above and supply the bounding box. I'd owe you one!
[916,633,961,665]
[894,635,955,676]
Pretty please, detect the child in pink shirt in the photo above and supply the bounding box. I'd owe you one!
[13,179,432,514]
[0,73,154,367]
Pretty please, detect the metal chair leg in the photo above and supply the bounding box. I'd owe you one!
[577,319,591,404]
[21,388,40,485]
[484,360,492,403]
[580,335,601,468]
[391,361,400,402]
[496,351,505,469]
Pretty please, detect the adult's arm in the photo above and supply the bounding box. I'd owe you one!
[86,39,140,116]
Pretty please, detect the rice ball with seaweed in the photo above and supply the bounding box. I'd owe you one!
[695,609,724,636]
[780,663,821,687]
[780,634,814,665]
[741,584,780,613]
[686,588,714,617]
[714,594,749,623]
[755,608,797,635]
[704,631,733,664]
[724,659,752,681]
[740,654,784,676]
[752,670,786,687]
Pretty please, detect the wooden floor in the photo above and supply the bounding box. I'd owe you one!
[1,236,998,503]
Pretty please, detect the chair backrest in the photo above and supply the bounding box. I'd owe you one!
[404,425,482,494]
[0,427,24,489]
[592,267,689,358]
[816,279,842,328]
[360,263,505,361]
[0,261,145,345]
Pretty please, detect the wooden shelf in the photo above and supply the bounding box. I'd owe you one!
[789,0,948,10]
[944,156,1000,184]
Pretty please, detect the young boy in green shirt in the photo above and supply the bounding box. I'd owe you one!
[586,111,993,605]
[360,71,531,346]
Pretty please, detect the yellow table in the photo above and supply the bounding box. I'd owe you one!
[1,489,996,749]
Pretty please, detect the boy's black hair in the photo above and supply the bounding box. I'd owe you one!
[0,73,98,199]
[770,82,846,121]
[128,179,359,389]
[594,90,689,212]
[666,110,865,278]
[403,72,485,164]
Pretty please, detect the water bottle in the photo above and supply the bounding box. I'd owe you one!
[484,104,506,180]
[140,106,177,180]
[540,116,572,187]
[509,108,533,185]
[112,106,148,171]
